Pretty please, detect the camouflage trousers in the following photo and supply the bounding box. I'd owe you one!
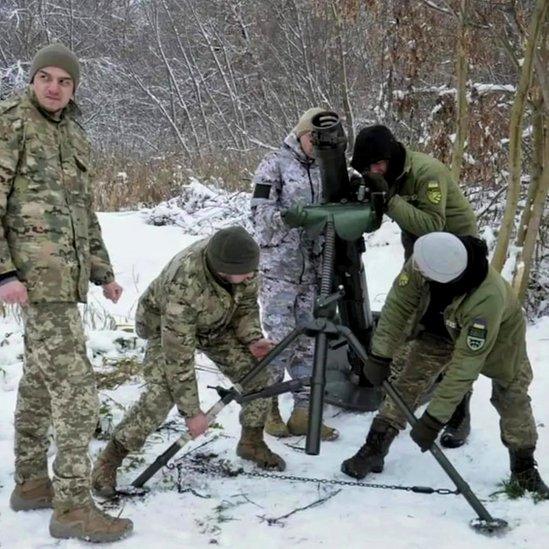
[15,303,99,510]
[377,331,538,449]
[113,332,270,452]
[259,276,316,409]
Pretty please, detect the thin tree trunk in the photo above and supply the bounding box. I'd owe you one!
[512,111,548,301]
[491,0,548,272]
[451,0,470,181]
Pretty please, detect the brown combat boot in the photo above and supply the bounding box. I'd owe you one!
[287,408,339,441]
[10,477,54,511]
[91,439,129,498]
[236,427,286,471]
[49,502,133,542]
[264,397,291,438]
[341,418,399,479]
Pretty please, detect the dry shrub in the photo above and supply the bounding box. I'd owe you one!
[92,151,264,211]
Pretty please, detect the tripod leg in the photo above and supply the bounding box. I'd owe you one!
[306,331,329,455]
[128,327,306,491]
[339,325,507,531]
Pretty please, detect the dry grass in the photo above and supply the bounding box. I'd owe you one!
[92,151,263,211]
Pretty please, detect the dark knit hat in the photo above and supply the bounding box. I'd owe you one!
[351,125,400,173]
[29,43,80,89]
[206,226,259,275]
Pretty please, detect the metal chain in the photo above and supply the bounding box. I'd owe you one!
[174,456,459,496]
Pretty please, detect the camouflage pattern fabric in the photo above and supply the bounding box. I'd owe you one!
[15,303,99,510]
[0,87,113,302]
[259,277,315,408]
[131,237,266,421]
[377,331,453,430]
[251,133,323,406]
[250,132,322,285]
[114,332,270,451]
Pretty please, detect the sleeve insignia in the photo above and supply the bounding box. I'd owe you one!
[426,181,442,204]
[398,272,410,287]
[466,318,487,351]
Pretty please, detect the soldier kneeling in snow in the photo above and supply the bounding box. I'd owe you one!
[92,226,285,497]
[341,232,548,499]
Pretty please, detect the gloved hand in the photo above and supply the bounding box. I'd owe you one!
[281,204,308,228]
[365,173,389,194]
[410,412,444,452]
[363,354,392,387]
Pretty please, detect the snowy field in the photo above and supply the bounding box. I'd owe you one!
[0,211,548,548]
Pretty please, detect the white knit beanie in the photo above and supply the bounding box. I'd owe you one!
[413,232,467,283]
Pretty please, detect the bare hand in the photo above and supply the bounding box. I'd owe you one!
[248,338,275,360]
[185,412,209,438]
[0,280,28,306]
[102,281,123,303]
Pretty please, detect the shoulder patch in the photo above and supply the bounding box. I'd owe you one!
[466,318,487,351]
[426,181,442,204]
[398,272,410,287]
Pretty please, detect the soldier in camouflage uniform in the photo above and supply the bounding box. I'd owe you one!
[341,232,549,500]
[351,125,478,447]
[0,44,132,542]
[250,108,338,441]
[91,227,285,499]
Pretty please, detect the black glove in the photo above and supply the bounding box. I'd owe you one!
[410,412,444,452]
[363,354,392,387]
[365,173,389,194]
[281,205,308,228]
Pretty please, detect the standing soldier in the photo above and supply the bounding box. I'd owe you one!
[0,44,132,541]
[250,108,338,441]
[350,125,478,447]
[92,227,285,499]
[341,232,549,501]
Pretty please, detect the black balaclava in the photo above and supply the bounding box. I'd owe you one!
[421,236,489,337]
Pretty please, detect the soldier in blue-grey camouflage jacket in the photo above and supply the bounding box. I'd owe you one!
[0,44,132,542]
[250,108,338,441]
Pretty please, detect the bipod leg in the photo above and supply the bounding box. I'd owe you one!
[125,327,306,493]
[339,325,508,535]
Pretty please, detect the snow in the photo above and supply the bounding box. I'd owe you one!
[0,212,548,548]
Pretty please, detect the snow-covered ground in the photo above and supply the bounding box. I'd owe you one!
[0,212,547,548]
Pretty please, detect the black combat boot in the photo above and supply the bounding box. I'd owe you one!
[440,391,472,448]
[341,418,399,480]
[510,448,549,499]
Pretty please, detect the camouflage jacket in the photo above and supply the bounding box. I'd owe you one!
[250,133,322,284]
[0,87,113,302]
[135,238,264,417]
[387,147,478,238]
[372,262,527,423]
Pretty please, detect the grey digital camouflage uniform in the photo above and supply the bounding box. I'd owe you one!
[250,133,322,408]
[112,238,269,451]
[1,88,114,510]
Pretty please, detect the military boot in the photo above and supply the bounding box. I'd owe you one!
[264,397,291,438]
[341,419,399,480]
[287,408,339,441]
[236,427,286,471]
[10,477,54,511]
[440,391,471,448]
[49,502,133,542]
[91,438,129,497]
[509,448,549,499]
